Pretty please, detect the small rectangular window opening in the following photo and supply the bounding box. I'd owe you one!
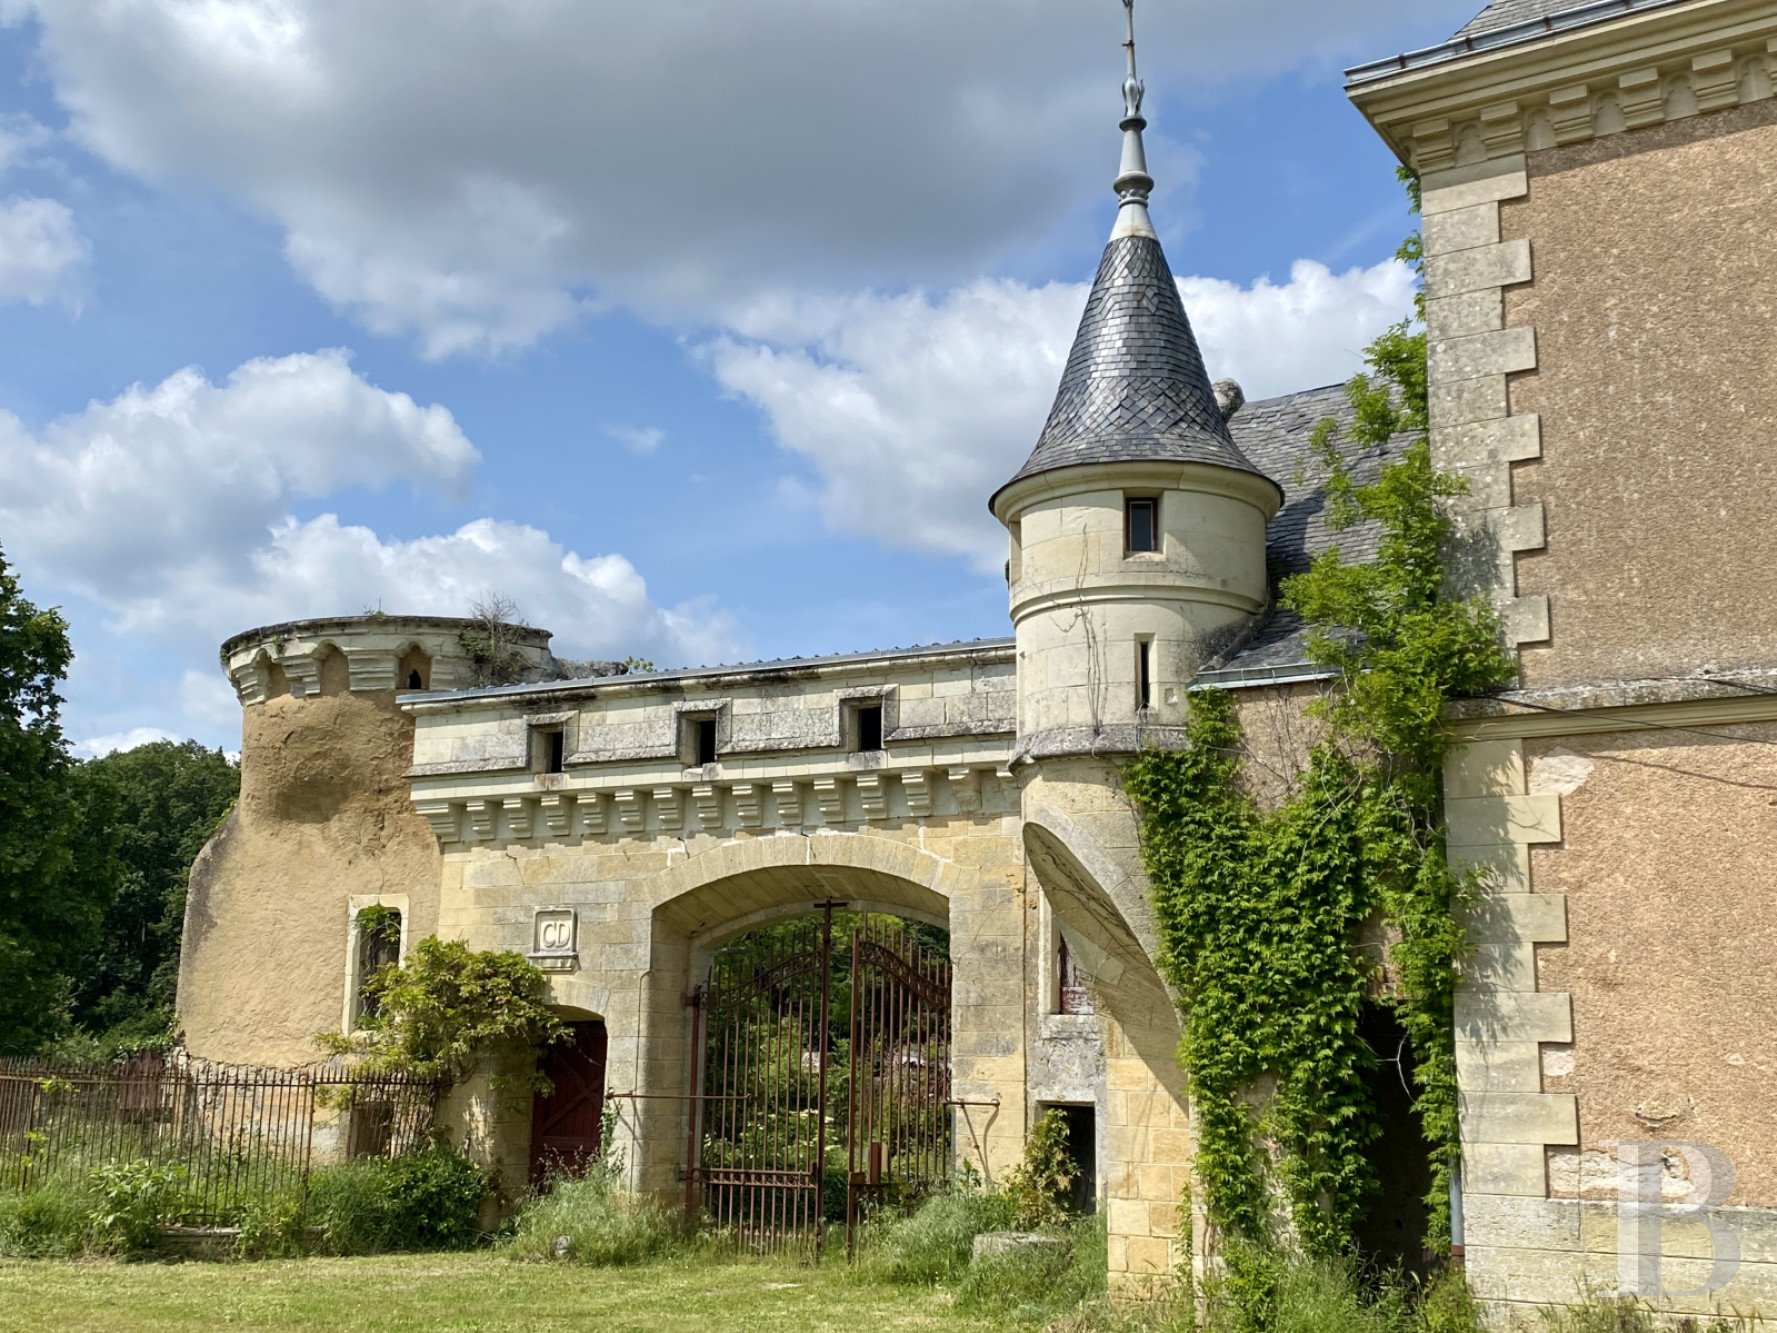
[855,704,884,753]
[1125,496,1158,554]
[532,725,566,775]
[1057,934,1094,1016]
[695,718,718,767]
[1137,638,1154,714]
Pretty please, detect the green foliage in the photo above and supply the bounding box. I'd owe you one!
[1124,178,1517,1258]
[68,740,238,1048]
[503,1170,690,1267]
[1535,1295,1760,1332]
[0,1178,96,1258]
[0,543,120,1055]
[320,936,569,1088]
[954,1215,1107,1325]
[305,1147,487,1254]
[457,594,533,688]
[88,1159,188,1256]
[851,1184,1018,1287]
[1002,1107,1079,1230]
[235,1194,308,1259]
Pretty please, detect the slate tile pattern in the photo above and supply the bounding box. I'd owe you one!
[1001,234,1278,492]
[1453,0,1593,40]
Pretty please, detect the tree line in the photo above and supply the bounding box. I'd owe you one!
[0,542,238,1059]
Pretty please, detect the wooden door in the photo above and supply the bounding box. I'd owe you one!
[529,1020,608,1187]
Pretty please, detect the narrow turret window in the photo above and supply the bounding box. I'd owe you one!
[1137,637,1154,713]
[1125,496,1158,554]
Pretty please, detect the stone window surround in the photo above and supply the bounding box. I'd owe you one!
[341,893,411,1035]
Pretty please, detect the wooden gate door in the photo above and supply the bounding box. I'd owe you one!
[529,1019,608,1187]
[689,909,952,1258]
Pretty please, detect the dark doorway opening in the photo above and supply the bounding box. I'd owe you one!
[529,1019,609,1188]
[1042,1103,1097,1215]
[1355,1004,1432,1275]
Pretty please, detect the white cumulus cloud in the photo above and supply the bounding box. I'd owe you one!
[707,257,1416,570]
[0,351,744,719]
[70,726,182,759]
[605,424,665,456]
[6,0,1441,354]
[0,194,87,306]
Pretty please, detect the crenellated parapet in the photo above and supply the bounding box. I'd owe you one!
[220,615,556,706]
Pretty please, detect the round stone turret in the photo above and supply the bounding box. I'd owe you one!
[990,18,1280,756]
[221,615,556,705]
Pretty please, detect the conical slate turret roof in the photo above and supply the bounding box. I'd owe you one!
[993,3,1278,506]
[1002,234,1273,488]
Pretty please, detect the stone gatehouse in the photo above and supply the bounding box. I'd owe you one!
[178,0,1777,1320]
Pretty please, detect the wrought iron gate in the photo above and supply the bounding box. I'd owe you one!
[688,906,952,1257]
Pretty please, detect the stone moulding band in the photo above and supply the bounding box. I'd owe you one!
[410,763,1007,847]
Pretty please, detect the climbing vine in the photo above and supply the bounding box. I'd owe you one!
[1125,173,1515,1256]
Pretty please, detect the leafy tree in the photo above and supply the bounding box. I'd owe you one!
[0,543,117,1055]
[70,740,238,1048]
[320,936,569,1088]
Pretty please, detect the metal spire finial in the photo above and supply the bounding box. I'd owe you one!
[1111,0,1156,240]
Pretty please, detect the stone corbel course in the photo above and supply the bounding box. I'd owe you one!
[414,765,1003,847]
[1406,36,1777,174]
[1422,157,1549,651]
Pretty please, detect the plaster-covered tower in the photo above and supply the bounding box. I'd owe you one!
[177,615,555,1066]
[991,6,1281,752]
[998,5,1281,1289]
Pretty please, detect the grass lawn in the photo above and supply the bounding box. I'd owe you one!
[0,1251,1007,1333]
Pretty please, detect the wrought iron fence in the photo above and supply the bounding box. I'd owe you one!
[0,1052,438,1225]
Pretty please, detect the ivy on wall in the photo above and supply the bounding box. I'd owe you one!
[1125,175,1516,1255]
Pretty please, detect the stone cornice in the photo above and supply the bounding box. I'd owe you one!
[1451,677,1777,739]
[1349,0,1777,172]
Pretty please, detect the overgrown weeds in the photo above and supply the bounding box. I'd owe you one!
[502,1169,691,1267]
[850,1186,1019,1286]
[302,1147,486,1255]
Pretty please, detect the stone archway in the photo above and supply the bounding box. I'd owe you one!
[617,831,1024,1206]
[1020,802,1194,1289]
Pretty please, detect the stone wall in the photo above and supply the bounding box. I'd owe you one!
[1505,97,1777,690]
[177,688,442,1066]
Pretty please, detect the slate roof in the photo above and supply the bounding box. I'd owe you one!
[1230,382,1389,579]
[995,234,1279,501]
[1452,0,1593,39]
[1206,380,1408,680]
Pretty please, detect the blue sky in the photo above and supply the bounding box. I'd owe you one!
[0,0,1479,755]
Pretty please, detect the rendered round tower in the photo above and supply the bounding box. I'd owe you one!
[177,615,555,1065]
[990,46,1280,756]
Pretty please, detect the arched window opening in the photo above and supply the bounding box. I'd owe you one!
[398,646,432,693]
[316,644,351,696]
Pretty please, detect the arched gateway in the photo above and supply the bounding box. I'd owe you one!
[180,9,1328,1287]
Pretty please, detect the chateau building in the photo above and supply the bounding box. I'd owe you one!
[178,0,1777,1320]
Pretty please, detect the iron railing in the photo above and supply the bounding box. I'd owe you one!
[0,1052,438,1225]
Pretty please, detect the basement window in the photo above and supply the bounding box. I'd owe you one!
[1125,496,1158,555]
[853,704,884,753]
[531,725,566,775]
